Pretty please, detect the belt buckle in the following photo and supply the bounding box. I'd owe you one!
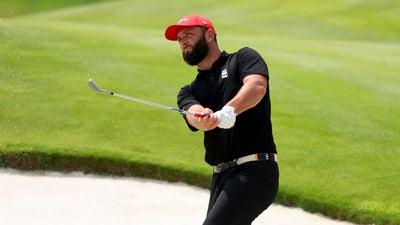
[215,160,236,173]
[216,163,228,172]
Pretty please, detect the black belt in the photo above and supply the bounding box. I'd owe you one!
[213,153,277,173]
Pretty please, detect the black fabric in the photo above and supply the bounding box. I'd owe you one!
[203,160,279,225]
[177,47,276,165]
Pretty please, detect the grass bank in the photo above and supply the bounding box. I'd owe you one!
[0,143,210,188]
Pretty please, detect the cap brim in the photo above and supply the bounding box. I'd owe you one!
[165,24,193,41]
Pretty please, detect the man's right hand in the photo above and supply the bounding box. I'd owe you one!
[187,105,218,131]
[198,108,219,131]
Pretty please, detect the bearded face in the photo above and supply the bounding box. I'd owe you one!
[182,31,209,66]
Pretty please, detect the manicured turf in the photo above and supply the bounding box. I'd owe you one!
[0,0,111,17]
[0,1,399,224]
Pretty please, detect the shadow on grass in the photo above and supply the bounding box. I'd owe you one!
[0,146,210,189]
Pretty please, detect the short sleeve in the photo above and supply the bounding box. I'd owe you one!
[237,47,269,81]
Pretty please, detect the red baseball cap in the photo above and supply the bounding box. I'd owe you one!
[165,15,216,41]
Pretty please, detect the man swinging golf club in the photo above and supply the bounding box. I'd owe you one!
[165,15,279,225]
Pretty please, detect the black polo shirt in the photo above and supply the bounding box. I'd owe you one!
[177,47,277,166]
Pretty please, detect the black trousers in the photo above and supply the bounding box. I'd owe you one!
[202,160,279,225]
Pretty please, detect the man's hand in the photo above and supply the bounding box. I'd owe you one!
[214,106,236,129]
[198,108,219,131]
[186,105,218,131]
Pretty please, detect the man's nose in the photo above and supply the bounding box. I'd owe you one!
[180,42,189,50]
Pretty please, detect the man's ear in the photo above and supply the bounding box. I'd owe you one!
[205,29,215,43]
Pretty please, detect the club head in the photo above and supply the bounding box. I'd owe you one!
[88,79,101,92]
[88,79,113,95]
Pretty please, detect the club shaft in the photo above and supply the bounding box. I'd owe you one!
[88,79,202,117]
[110,92,198,117]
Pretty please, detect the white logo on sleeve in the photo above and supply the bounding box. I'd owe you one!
[221,68,228,78]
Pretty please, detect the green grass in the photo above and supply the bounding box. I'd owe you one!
[0,0,112,17]
[0,0,399,224]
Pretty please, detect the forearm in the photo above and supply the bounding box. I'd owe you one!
[226,75,267,115]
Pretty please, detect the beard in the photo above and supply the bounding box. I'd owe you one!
[182,34,209,66]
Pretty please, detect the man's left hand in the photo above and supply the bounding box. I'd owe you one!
[214,106,236,129]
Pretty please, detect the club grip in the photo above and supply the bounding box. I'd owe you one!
[194,113,206,118]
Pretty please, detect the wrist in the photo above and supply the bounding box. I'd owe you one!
[222,105,236,115]
[215,105,236,129]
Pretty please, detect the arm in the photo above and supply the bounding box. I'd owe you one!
[213,74,266,129]
[183,76,267,130]
[213,47,269,129]
[226,74,267,115]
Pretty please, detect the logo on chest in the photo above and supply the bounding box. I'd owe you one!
[221,68,228,79]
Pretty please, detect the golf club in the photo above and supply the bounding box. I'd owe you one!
[88,79,204,118]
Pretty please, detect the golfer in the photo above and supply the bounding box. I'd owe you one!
[165,15,279,225]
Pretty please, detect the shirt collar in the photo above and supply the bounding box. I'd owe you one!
[197,51,229,74]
